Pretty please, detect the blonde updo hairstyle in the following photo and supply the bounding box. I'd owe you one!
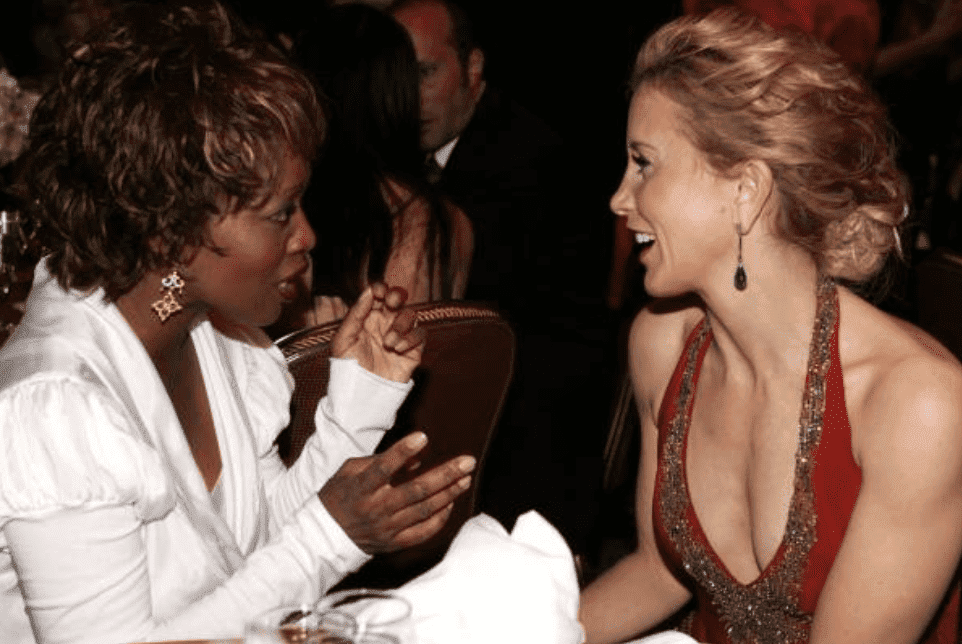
[631,8,906,283]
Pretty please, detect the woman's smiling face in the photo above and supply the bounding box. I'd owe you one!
[610,88,741,298]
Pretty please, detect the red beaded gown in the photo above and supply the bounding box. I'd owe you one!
[652,277,960,643]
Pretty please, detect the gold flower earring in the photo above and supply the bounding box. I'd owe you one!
[151,270,185,322]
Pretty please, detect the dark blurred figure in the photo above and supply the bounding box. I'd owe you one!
[389,0,617,557]
[874,0,962,255]
[684,0,881,71]
[29,0,70,84]
[389,0,563,322]
[0,4,40,81]
[274,3,472,332]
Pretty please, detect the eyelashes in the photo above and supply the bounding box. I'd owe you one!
[271,202,299,224]
[631,154,651,176]
[631,154,651,175]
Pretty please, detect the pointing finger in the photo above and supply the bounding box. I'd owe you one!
[331,286,374,357]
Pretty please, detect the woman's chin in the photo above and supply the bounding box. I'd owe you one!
[642,272,690,300]
[642,270,669,298]
[209,304,282,332]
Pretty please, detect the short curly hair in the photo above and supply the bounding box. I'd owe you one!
[18,0,324,301]
[631,8,906,283]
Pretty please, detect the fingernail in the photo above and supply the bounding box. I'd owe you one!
[408,432,428,449]
[458,456,476,473]
[459,475,472,489]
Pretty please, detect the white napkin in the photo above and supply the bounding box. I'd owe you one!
[395,511,584,644]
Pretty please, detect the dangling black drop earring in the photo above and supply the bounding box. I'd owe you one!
[734,224,747,291]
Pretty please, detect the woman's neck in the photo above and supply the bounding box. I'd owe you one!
[115,270,206,389]
[698,248,822,387]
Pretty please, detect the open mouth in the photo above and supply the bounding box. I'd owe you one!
[278,262,309,302]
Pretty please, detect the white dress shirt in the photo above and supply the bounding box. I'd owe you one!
[433,137,459,170]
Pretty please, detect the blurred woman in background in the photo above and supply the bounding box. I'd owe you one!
[282,3,472,330]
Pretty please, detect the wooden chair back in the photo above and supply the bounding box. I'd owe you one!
[275,301,516,588]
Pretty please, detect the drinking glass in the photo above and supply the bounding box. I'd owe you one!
[245,604,357,644]
[316,589,415,644]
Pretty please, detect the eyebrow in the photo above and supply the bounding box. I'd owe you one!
[280,173,310,201]
[627,140,652,154]
[255,174,308,214]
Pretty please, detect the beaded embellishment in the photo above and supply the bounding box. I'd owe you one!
[658,275,837,643]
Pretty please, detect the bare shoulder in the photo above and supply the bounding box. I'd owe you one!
[839,290,962,486]
[444,199,473,255]
[627,295,704,411]
[380,176,415,212]
[448,200,471,233]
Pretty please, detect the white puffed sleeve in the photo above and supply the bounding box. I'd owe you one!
[260,357,413,524]
[0,366,400,644]
[0,374,176,644]
[3,484,391,643]
[0,373,174,526]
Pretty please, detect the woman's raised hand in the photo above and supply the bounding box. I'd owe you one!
[330,283,424,383]
[319,432,475,553]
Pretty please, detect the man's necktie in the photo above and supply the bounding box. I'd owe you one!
[425,154,443,184]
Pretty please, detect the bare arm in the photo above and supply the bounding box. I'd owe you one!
[378,181,434,304]
[446,203,474,300]
[810,356,962,643]
[579,311,693,643]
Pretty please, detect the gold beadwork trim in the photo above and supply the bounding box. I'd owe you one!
[658,275,837,644]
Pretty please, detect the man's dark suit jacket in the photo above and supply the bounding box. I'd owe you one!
[435,87,614,555]
[436,86,565,329]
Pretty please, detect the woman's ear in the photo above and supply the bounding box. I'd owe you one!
[733,159,774,235]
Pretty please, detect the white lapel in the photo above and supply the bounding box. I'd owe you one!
[191,324,267,557]
[22,264,248,579]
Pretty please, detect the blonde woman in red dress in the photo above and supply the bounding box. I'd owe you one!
[580,9,962,644]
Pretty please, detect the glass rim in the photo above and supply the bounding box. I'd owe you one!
[317,588,412,626]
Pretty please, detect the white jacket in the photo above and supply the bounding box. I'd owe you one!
[0,260,411,643]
